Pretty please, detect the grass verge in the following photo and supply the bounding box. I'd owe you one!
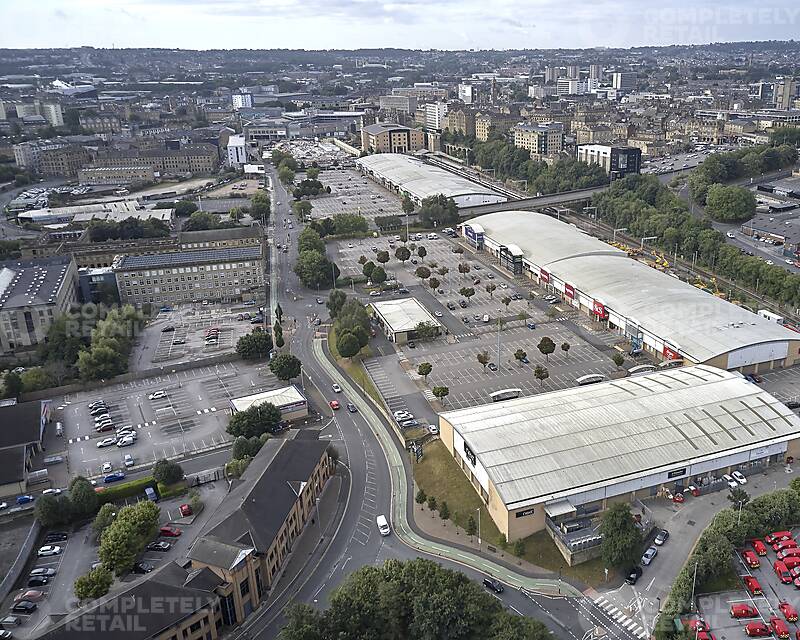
[700,563,740,593]
[328,328,382,406]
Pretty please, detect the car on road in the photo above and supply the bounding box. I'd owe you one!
[641,546,657,566]
[744,622,771,637]
[331,383,342,393]
[732,471,747,484]
[42,488,62,496]
[625,565,643,585]
[446,302,457,311]
[124,454,135,468]
[654,529,669,546]
[29,568,56,577]
[11,601,36,614]
[161,326,175,333]
[376,514,391,536]
[96,438,116,448]
[103,472,126,483]
[369,291,381,297]
[44,532,68,543]
[316,297,324,304]
[731,603,759,619]
[727,231,736,238]
[37,545,62,557]
[16,495,34,505]
[28,576,49,587]
[346,403,357,413]
[132,562,154,574]
[329,400,340,410]
[148,391,167,400]
[434,311,443,318]
[101,462,113,474]
[147,542,171,552]
[160,526,182,537]
[779,602,798,622]
[482,577,504,594]
[407,341,416,348]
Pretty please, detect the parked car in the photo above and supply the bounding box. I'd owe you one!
[15,495,34,505]
[29,568,55,577]
[124,454,135,468]
[780,602,798,622]
[654,529,670,546]
[28,576,49,587]
[132,562,154,574]
[732,471,747,484]
[148,391,167,400]
[179,504,193,517]
[13,590,43,603]
[730,603,759,618]
[42,488,62,496]
[11,602,36,614]
[44,532,68,543]
[96,438,116,448]
[741,550,760,569]
[743,575,763,595]
[161,326,175,333]
[774,539,799,553]
[766,531,794,545]
[722,474,738,489]
[744,622,771,637]
[147,541,171,552]
[641,546,658,566]
[625,566,643,585]
[487,362,498,372]
[160,526,182,537]
[770,616,790,639]
[751,540,768,556]
[427,424,439,435]
[37,545,62,557]
[482,577,504,594]
[117,436,135,448]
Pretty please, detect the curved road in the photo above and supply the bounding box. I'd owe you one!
[233,169,635,640]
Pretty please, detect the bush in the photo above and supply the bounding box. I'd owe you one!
[74,566,114,600]
[156,481,187,500]
[152,459,184,485]
[96,476,157,506]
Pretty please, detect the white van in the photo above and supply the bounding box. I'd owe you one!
[376,514,391,536]
[482,314,490,323]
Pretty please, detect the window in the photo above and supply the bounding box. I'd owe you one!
[240,577,250,597]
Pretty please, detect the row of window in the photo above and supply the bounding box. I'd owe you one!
[123,261,259,278]
[122,271,258,287]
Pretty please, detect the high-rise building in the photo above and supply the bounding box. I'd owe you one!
[544,67,563,83]
[512,122,565,157]
[577,144,642,179]
[566,65,580,79]
[775,78,798,110]
[611,72,637,93]
[226,134,247,168]
[232,93,254,109]
[40,103,64,127]
[589,64,603,80]
[556,78,588,96]
[423,101,449,131]
[379,95,418,114]
[458,84,476,105]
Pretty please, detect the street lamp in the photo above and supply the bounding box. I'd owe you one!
[641,235,658,251]
[613,227,628,242]
[475,507,481,551]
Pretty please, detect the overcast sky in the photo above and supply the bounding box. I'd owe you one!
[3,0,800,50]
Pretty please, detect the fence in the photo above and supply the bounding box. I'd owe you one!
[22,353,241,402]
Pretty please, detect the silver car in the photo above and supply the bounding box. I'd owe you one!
[641,546,658,566]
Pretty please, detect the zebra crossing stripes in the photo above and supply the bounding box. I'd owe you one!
[594,596,648,639]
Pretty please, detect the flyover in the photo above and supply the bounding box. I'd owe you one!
[458,184,609,217]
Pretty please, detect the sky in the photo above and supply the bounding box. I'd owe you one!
[2,0,800,50]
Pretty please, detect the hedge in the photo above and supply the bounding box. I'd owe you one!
[96,476,157,505]
[157,481,188,500]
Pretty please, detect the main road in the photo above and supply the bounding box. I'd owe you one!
[230,168,640,640]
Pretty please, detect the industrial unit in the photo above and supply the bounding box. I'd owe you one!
[460,211,800,372]
[368,297,443,344]
[229,385,308,421]
[355,153,507,208]
[439,365,800,552]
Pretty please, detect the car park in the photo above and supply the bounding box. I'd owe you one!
[482,577,504,594]
[641,546,658,566]
[37,545,62,557]
[731,603,759,618]
[44,532,68,543]
[160,526,182,537]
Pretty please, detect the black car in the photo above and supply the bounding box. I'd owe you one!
[625,566,643,585]
[146,541,171,552]
[44,532,68,543]
[459,300,468,308]
[487,362,498,372]
[132,562,154,574]
[161,326,175,333]
[787,400,800,409]
[654,529,670,546]
[346,403,357,413]
[482,577,504,594]
[11,601,37,613]
[28,576,49,587]
[407,341,416,349]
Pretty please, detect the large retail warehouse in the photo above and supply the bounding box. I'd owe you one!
[460,210,800,372]
[439,365,800,547]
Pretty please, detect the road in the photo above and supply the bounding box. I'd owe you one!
[231,168,640,640]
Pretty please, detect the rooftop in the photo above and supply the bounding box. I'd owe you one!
[468,211,797,363]
[441,365,800,508]
[0,256,74,311]
[114,246,262,271]
[370,297,442,333]
[230,385,306,413]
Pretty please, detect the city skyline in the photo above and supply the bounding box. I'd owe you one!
[3,0,800,50]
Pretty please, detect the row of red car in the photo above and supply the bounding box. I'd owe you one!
[727,604,797,638]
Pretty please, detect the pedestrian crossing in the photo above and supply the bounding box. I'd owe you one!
[593,596,648,639]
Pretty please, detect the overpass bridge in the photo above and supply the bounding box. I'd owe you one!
[458,184,609,217]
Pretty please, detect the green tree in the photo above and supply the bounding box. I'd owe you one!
[418,194,459,226]
[417,362,433,382]
[34,494,72,527]
[306,167,320,180]
[561,342,570,358]
[232,436,263,461]
[485,283,497,298]
[69,476,98,518]
[534,364,549,387]
[270,353,302,381]
[362,260,376,278]
[428,277,440,294]
[74,566,114,601]
[183,210,226,231]
[236,331,273,360]
[439,501,450,525]
[292,200,312,219]
[173,200,198,217]
[336,331,361,359]
[477,351,490,371]
[375,250,390,266]
[93,503,117,539]
[371,266,387,285]
[459,287,475,304]
[395,246,411,263]
[432,385,449,405]
[327,289,347,318]
[427,496,438,512]
[229,207,244,222]
[227,403,282,438]
[414,321,439,341]
[250,191,271,220]
[417,246,427,262]
[705,184,756,223]
[294,250,339,289]
[537,336,556,362]
[98,522,138,576]
[466,515,477,538]
[415,265,431,280]
[612,352,625,368]
[77,344,126,381]
[512,538,526,559]
[278,165,295,184]
[152,459,184,485]
[275,303,283,323]
[401,195,415,215]
[728,487,751,506]
[2,371,23,399]
[416,489,427,508]
[600,502,643,568]
[298,228,326,254]
[514,349,527,365]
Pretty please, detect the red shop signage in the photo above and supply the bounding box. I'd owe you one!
[592,300,606,317]
[564,283,575,299]
[663,345,680,360]
[540,269,550,283]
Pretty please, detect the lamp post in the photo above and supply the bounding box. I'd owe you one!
[641,235,658,251]
[475,507,481,551]
[613,227,628,242]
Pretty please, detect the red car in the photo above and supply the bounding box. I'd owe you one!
[780,602,799,622]
[771,617,790,639]
[329,400,340,410]
[688,619,709,632]
[159,526,182,537]
[779,548,800,560]
[766,531,794,545]
[696,633,716,640]
[744,576,763,595]
[775,539,799,553]
[752,540,768,556]
[672,493,685,503]
[731,603,759,619]
[745,622,771,637]
[741,550,760,569]
[179,504,193,517]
